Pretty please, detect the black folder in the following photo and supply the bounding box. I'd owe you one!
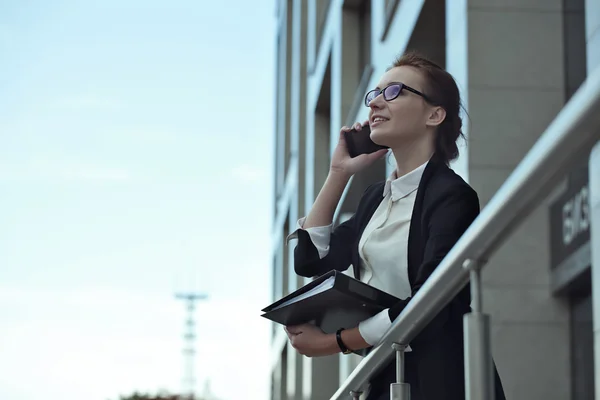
[261,270,400,335]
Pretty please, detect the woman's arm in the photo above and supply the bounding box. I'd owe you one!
[291,122,387,278]
[302,171,350,228]
[291,171,357,277]
[285,324,370,357]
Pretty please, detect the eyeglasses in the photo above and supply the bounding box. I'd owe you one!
[364,83,431,107]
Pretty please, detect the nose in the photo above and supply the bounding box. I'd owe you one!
[369,93,384,110]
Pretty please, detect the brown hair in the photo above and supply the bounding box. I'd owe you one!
[391,51,465,165]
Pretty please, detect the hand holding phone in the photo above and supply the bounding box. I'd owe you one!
[329,122,389,178]
[343,124,389,158]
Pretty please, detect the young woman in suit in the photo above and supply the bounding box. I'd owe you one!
[284,52,506,400]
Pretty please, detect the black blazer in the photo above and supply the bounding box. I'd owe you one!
[292,154,505,400]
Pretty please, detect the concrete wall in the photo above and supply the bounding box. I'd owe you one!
[586,0,600,72]
[454,1,573,399]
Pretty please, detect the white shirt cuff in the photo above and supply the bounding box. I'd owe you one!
[358,309,393,346]
[358,310,413,351]
[285,217,332,259]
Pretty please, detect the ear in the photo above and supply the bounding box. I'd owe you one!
[425,106,446,127]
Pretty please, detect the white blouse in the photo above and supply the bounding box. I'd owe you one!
[294,161,427,346]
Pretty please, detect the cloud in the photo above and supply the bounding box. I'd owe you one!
[230,164,266,183]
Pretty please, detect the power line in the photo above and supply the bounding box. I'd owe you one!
[175,292,208,400]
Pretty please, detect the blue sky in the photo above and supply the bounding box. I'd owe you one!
[0,1,276,399]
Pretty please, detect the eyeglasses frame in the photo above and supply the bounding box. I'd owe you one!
[364,82,432,107]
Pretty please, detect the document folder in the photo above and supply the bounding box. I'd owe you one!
[261,270,400,335]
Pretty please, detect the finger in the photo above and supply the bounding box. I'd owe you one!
[362,119,370,127]
[291,337,303,350]
[369,148,389,159]
[352,148,387,164]
[353,121,362,130]
[362,149,388,163]
[338,131,349,148]
[338,126,351,142]
[286,325,303,334]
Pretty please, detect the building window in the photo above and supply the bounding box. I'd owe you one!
[314,58,332,196]
[382,0,400,40]
[563,0,587,100]
[282,216,290,296]
[316,0,332,58]
[570,291,594,399]
[404,0,446,68]
[284,2,293,177]
[341,0,372,125]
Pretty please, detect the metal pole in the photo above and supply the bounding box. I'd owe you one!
[589,142,600,400]
[463,260,495,400]
[390,343,410,400]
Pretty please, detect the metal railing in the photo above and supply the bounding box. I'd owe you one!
[331,64,600,400]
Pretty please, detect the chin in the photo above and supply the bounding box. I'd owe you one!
[369,128,390,147]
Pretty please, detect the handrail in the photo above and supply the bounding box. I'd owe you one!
[331,65,600,399]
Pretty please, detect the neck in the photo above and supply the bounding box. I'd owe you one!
[391,139,434,177]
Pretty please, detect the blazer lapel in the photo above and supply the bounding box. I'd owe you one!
[407,154,446,284]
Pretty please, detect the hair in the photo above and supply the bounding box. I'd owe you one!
[390,51,465,165]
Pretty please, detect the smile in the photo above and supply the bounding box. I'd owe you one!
[371,117,389,128]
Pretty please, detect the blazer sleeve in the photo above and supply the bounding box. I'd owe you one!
[388,184,479,345]
[292,214,356,278]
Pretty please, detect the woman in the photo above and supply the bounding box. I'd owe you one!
[285,52,505,400]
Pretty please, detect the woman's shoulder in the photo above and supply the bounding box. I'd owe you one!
[427,164,479,203]
[357,181,386,206]
[363,180,386,196]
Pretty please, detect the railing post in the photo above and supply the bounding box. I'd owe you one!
[589,142,600,400]
[463,259,495,400]
[390,343,410,399]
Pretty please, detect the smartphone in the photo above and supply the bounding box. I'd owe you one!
[343,124,389,158]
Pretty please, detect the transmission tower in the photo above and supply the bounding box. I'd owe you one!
[175,292,208,400]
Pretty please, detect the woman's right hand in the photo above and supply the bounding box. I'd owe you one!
[329,121,389,178]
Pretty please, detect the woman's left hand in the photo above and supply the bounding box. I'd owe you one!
[285,324,339,357]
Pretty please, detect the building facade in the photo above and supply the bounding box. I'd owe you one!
[271,0,600,399]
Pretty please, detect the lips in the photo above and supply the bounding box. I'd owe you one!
[370,115,389,128]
